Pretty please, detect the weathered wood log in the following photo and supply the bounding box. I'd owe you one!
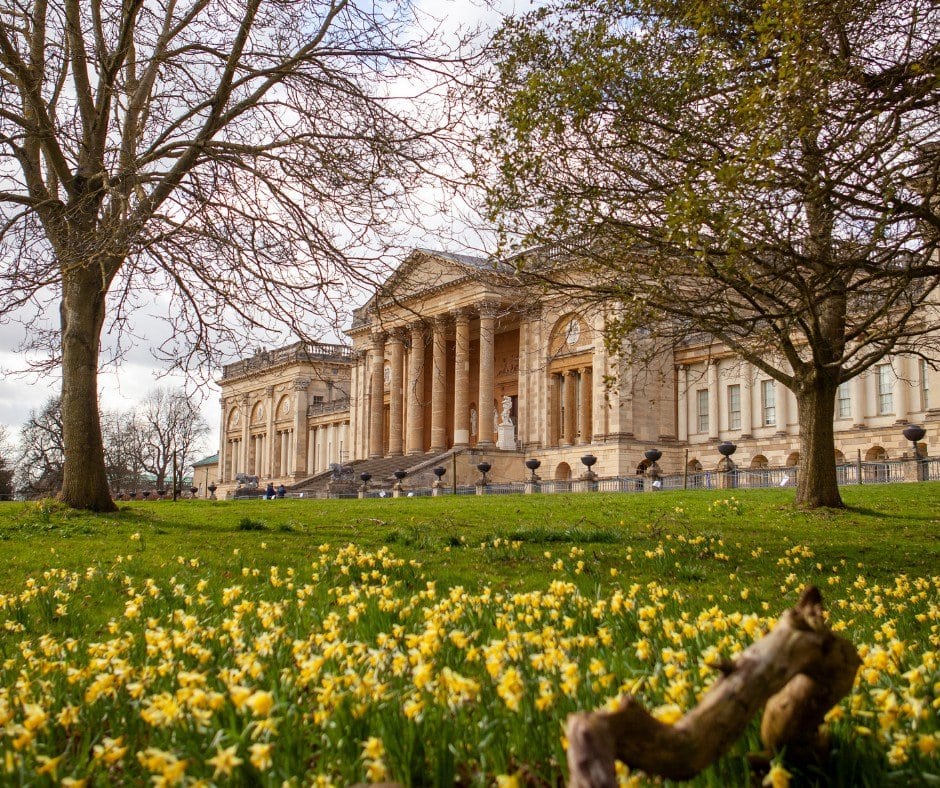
[566,586,860,786]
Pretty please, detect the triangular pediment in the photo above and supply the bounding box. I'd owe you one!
[352,248,498,321]
[379,248,491,301]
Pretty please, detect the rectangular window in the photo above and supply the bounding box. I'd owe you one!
[761,380,776,426]
[877,364,893,415]
[921,359,930,411]
[727,384,741,431]
[312,395,324,405]
[836,382,851,419]
[696,389,709,433]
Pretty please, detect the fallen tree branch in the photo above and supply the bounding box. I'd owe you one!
[566,586,860,786]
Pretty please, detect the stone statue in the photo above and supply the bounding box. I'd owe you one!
[500,396,513,426]
[470,408,478,437]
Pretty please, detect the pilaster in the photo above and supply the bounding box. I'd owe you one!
[894,355,911,424]
[740,366,753,438]
[579,367,592,444]
[677,366,688,442]
[775,379,790,436]
[591,316,607,441]
[264,386,275,476]
[218,397,227,482]
[851,372,866,428]
[292,378,309,478]
[707,362,719,441]
[240,395,250,472]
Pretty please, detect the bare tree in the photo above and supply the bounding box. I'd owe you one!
[0,0,466,510]
[17,398,65,498]
[0,425,13,500]
[478,0,940,508]
[101,409,147,493]
[136,387,208,491]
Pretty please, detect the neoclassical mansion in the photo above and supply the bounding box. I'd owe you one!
[212,248,939,496]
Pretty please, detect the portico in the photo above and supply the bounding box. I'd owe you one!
[345,250,619,464]
[350,300,519,458]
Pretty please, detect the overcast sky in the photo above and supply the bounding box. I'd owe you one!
[0,0,521,461]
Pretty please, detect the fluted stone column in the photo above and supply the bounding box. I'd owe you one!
[477,305,496,446]
[388,332,405,455]
[307,427,315,473]
[369,331,386,458]
[677,367,688,442]
[407,324,426,454]
[579,367,592,444]
[453,308,471,446]
[707,362,719,441]
[563,370,578,445]
[431,316,448,451]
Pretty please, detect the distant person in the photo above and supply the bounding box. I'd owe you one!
[276,484,286,498]
[264,482,275,500]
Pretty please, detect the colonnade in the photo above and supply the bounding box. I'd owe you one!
[307,421,350,474]
[547,367,593,446]
[361,303,500,458]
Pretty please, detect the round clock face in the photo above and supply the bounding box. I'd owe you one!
[565,319,581,346]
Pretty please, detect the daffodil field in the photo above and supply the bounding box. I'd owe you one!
[0,488,938,786]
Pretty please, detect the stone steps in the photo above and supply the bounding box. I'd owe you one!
[289,449,464,495]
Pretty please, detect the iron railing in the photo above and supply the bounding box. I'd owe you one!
[222,456,938,499]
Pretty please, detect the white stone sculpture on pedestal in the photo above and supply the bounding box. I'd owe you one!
[497,395,516,450]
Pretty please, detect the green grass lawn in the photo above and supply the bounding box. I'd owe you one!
[1,484,937,613]
[0,485,937,786]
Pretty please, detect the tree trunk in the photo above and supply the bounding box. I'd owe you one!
[58,268,116,512]
[794,377,843,509]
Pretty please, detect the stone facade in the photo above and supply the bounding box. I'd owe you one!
[214,248,940,493]
[216,342,352,495]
